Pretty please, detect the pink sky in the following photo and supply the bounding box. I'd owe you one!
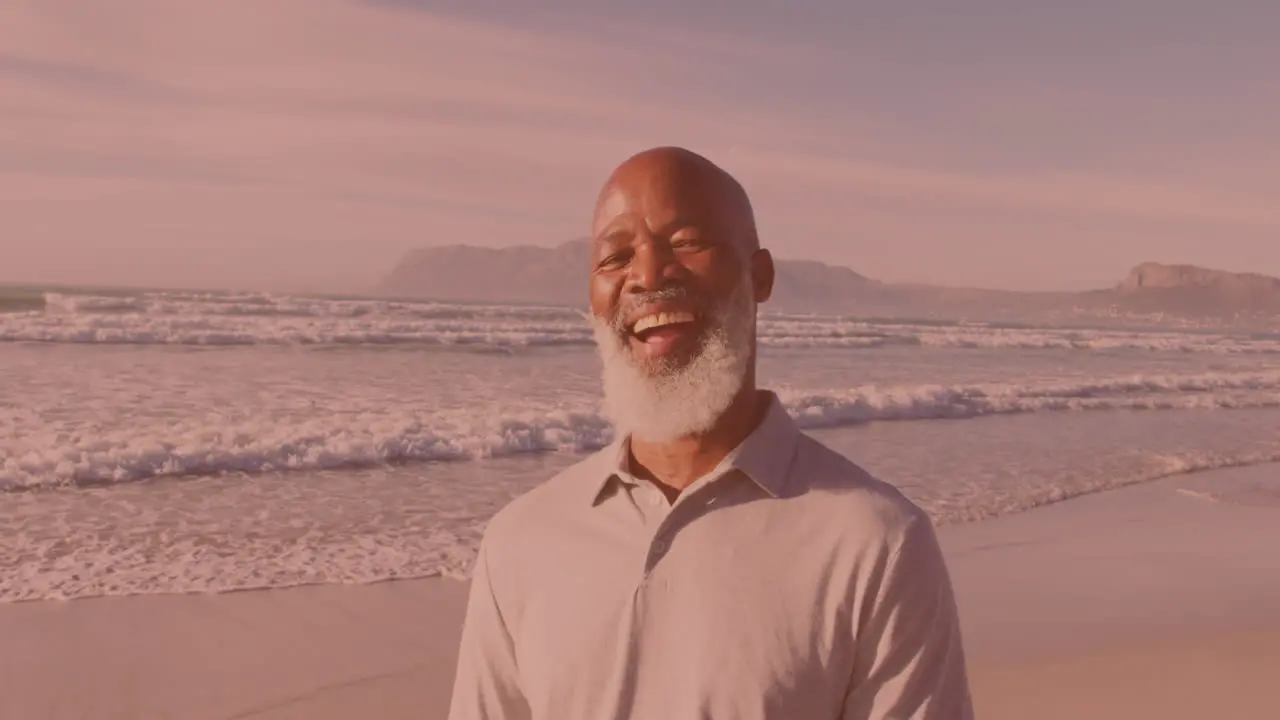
[3,0,1277,292]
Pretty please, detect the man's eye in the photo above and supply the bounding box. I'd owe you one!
[598,252,629,269]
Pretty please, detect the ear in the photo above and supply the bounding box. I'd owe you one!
[750,248,774,304]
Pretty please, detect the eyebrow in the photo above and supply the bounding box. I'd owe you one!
[595,227,633,244]
[652,216,702,237]
[595,215,707,243]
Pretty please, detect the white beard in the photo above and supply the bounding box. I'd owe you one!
[591,273,756,444]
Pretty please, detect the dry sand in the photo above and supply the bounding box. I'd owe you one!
[3,464,1278,719]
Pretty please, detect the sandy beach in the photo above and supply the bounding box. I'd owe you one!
[4,463,1277,720]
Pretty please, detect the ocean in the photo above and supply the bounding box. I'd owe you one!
[3,287,1280,603]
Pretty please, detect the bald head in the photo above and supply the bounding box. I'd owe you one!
[592,146,760,259]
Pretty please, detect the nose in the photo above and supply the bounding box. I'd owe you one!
[624,239,681,294]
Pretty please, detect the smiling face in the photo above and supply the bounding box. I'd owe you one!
[587,147,773,442]
[589,149,764,369]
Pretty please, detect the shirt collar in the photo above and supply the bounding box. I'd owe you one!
[586,390,800,506]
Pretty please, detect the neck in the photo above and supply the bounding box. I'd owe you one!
[627,378,769,500]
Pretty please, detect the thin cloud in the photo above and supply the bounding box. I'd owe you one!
[2,0,1277,290]
[0,51,183,101]
[724,149,1280,231]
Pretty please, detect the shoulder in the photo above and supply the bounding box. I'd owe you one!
[787,432,932,548]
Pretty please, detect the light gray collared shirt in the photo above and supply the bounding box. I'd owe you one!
[448,391,973,719]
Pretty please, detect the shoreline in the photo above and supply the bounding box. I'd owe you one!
[5,450,1277,606]
[3,464,1277,719]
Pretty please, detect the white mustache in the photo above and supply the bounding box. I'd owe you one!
[600,287,707,334]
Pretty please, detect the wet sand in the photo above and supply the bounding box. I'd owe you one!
[3,464,1277,719]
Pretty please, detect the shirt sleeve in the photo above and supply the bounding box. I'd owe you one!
[841,512,974,720]
[447,536,531,720]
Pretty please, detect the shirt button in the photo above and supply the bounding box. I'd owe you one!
[652,539,668,555]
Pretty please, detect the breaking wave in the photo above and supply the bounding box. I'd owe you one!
[2,289,1279,354]
[6,368,1280,491]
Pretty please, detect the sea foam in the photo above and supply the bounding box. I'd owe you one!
[1,289,1278,353]
[5,368,1280,490]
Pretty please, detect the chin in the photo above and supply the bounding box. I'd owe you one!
[628,345,700,378]
[591,280,756,443]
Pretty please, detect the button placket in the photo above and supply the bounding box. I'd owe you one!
[641,475,726,577]
[644,494,696,572]
[643,523,674,575]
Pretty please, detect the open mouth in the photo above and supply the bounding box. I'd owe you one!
[628,310,702,359]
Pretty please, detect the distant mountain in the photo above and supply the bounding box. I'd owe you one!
[379,238,889,313]
[378,242,1280,329]
[382,240,591,307]
[1070,262,1280,326]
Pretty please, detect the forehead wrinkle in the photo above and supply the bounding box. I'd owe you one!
[593,178,731,241]
[591,147,761,262]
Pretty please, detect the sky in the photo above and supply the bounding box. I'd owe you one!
[2,0,1277,292]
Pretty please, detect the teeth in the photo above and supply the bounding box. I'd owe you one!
[632,311,696,334]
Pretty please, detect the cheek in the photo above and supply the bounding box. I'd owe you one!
[588,274,621,317]
[683,253,743,297]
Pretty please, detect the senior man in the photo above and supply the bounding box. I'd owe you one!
[448,146,973,720]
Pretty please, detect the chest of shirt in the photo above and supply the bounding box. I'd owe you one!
[506,493,861,719]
